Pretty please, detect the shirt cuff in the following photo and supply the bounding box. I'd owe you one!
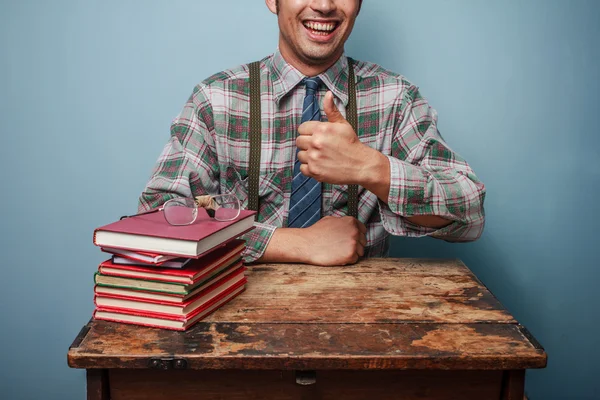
[240,222,277,263]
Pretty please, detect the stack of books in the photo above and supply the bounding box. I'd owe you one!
[91,207,256,330]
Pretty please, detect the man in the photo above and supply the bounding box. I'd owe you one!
[138,0,486,266]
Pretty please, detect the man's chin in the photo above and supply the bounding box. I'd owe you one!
[299,47,342,65]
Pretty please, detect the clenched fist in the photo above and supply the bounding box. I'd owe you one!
[300,215,367,266]
[296,91,376,185]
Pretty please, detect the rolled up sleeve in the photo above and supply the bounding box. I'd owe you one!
[379,85,486,242]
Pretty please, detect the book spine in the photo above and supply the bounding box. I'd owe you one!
[94,280,188,295]
[93,310,186,331]
[98,267,190,285]
[94,285,184,300]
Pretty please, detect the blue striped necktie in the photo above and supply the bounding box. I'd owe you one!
[287,77,322,228]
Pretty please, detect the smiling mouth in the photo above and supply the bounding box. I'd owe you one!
[303,21,339,36]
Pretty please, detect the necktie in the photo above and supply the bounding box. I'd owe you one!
[287,77,322,228]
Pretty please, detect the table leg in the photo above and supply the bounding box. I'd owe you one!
[87,369,110,400]
[500,370,525,400]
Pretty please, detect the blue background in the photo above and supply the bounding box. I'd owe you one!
[1,0,598,398]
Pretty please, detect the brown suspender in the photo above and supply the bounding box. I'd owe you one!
[345,58,359,220]
[247,59,359,219]
[247,61,262,213]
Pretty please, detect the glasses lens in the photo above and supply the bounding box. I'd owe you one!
[211,194,241,221]
[163,198,197,225]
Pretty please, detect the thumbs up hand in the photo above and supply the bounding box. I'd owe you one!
[297,91,376,185]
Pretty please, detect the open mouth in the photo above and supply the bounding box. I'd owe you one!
[302,21,339,37]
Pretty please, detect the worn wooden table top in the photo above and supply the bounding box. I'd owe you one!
[68,258,547,370]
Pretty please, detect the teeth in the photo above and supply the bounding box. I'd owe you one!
[304,21,336,32]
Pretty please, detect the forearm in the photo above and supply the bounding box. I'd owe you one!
[255,228,310,264]
[358,148,452,229]
[252,216,367,266]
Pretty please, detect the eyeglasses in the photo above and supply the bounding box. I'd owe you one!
[121,194,241,226]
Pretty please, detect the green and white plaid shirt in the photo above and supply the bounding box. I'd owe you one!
[139,50,486,262]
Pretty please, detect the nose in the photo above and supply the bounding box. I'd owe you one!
[310,0,337,14]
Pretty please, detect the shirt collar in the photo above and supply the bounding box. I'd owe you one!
[268,49,350,106]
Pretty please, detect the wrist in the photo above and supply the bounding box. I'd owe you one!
[260,227,313,264]
[293,227,314,264]
[358,148,390,189]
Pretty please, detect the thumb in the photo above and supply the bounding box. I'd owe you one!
[323,91,346,124]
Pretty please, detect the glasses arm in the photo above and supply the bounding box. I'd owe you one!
[120,206,164,220]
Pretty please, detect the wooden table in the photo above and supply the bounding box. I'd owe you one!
[68,258,546,399]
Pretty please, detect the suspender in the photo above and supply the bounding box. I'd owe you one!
[247,61,262,213]
[346,58,359,220]
[247,59,359,219]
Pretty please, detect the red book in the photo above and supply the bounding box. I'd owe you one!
[97,240,245,285]
[93,208,256,258]
[93,279,246,331]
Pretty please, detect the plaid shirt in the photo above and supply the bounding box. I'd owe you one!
[138,50,486,262]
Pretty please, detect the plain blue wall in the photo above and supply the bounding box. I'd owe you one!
[1,0,598,398]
